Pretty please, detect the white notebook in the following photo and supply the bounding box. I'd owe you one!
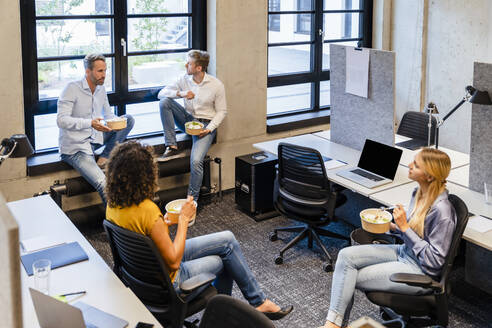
[20,235,66,254]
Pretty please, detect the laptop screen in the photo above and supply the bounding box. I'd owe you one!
[358,139,403,180]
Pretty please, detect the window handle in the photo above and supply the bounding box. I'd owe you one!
[121,38,127,56]
[319,29,324,38]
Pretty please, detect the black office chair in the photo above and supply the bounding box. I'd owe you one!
[198,295,275,328]
[363,194,469,327]
[269,143,350,272]
[396,111,437,150]
[103,220,217,328]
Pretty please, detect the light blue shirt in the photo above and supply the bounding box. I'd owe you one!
[57,78,115,155]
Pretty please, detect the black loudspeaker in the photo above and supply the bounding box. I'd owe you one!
[235,151,278,221]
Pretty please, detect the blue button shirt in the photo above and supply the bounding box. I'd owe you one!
[57,78,115,155]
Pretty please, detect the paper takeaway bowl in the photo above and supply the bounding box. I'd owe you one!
[185,121,204,135]
[106,117,127,130]
[165,199,198,226]
[360,208,393,234]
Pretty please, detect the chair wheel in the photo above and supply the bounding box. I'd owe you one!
[379,308,391,321]
[274,256,283,265]
[269,232,278,242]
[323,263,333,272]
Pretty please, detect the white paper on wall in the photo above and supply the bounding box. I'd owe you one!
[345,47,369,98]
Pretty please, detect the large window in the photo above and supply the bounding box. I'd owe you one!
[267,0,372,116]
[21,0,205,152]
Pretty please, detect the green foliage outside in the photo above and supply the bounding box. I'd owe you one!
[128,0,170,82]
[37,0,180,88]
[37,0,83,84]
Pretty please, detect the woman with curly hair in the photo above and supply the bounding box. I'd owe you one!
[105,141,293,321]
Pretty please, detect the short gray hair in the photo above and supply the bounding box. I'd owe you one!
[84,53,106,70]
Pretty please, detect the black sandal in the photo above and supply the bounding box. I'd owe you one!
[263,305,294,320]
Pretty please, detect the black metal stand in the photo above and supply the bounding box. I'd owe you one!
[435,97,466,149]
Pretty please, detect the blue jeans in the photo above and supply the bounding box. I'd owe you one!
[327,244,430,326]
[159,98,216,200]
[61,114,134,204]
[177,231,266,307]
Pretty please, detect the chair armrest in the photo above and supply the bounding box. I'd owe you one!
[179,272,216,294]
[390,273,441,290]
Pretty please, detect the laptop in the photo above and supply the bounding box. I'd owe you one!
[336,139,403,188]
[30,288,128,328]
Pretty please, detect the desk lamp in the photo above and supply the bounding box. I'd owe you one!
[433,86,492,149]
[424,102,439,147]
[0,134,34,166]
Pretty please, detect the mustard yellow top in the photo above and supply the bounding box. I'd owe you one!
[106,199,178,282]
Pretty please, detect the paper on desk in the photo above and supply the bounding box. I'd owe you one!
[20,235,66,254]
[467,216,492,233]
[345,47,369,98]
[324,160,347,170]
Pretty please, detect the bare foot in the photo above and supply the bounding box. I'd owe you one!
[255,299,281,313]
[97,157,108,168]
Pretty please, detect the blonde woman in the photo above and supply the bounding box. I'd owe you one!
[319,148,457,328]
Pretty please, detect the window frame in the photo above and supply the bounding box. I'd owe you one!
[267,0,372,119]
[20,0,206,153]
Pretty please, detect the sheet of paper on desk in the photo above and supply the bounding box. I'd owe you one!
[324,160,347,170]
[20,235,66,253]
[467,216,492,233]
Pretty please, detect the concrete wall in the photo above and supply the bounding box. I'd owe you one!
[381,0,492,153]
[0,0,329,205]
[425,0,492,153]
[372,0,392,51]
[0,0,25,183]
[391,0,425,124]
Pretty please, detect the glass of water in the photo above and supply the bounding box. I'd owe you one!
[32,259,51,295]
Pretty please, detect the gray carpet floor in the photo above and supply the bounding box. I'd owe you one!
[79,191,492,328]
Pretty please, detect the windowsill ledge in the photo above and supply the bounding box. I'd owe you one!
[266,110,330,133]
[27,133,193,177]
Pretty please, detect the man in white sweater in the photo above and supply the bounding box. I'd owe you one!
[157,50,227,201]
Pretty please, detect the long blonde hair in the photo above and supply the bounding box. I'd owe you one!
[408,148,451,237]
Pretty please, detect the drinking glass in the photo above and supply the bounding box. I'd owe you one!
[32,259,51,295]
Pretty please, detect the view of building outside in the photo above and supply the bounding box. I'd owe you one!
[33,0,364,150]
[267,0,360,115]
[36,0,112,99]
[127,0,188,90]
[34,0,190,150]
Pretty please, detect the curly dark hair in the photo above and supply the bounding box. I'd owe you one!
[105,141,158,208]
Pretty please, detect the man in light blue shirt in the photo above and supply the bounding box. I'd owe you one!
[57,54,134,203]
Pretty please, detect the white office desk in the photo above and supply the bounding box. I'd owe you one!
[447,165,469,187]
[395,135,470,169]
[254,134,413,197]
[254,133,360,164]
[314,131,470,169]
[312,130,331,140]
[369,181,492,251]
[7,196,162,328]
